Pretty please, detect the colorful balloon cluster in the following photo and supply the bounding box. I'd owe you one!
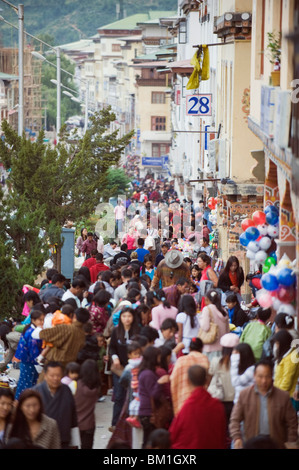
[207,197,218,210]
[239,206,279,266]
[256,254,296,315]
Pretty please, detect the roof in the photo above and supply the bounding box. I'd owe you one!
[0,72,18,80]
[97,11,177,31]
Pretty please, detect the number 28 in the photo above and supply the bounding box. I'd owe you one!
[188,95,211,115]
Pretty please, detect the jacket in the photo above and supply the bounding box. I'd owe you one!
[199,304,230,353]
[240,320,272,362]
[218,268,244,292]
[229,384,298,448]
[274,348,299,396]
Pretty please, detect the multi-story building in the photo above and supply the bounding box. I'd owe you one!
[248,0,298,314]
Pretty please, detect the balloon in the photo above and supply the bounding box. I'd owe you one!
[241,218,255,231]
[255,250,268,264]
[258,236,272,251]
[239,232,250,247]
[277,268,296,287]
[247,241,260,253]
[276,286,296,303]
[256,289,273,308]
[261,273,279,291]
[257,224,269,236]
[265,205,279,215]
[252,211,266,225]
[272,297,283,311]
[277,304,296,316]
[267,225,279,238]
[245,226,260,241]
[246,250,257,260]
[262,256,277,273]
[266,211,279,225]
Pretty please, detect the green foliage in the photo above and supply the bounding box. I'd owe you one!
[0,0,177,46]
[266,31,281,65]
[104,167,132,199]
[0,108,133,316]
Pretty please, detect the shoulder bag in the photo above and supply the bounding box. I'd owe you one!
[197,307,218,344]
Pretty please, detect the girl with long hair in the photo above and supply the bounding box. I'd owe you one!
[8,389,60,449]
[199,289,230,362]
[74,359,101,449]
[197,252,218,310]
[218,255,245,301]
[14,310,45,401]
[109,307,141,430]
[176,295,200,354]
[88,289,111,334]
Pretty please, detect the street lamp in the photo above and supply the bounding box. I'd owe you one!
[0,1,24,136]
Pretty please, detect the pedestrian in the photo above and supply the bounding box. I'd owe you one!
[76,227,88,256]
[160,277,190,308]
[169,365,227,449]
[7,389,61,449]
[198,236,212,255]
[61,362,81,395]
[170,338,209,416]
[225,294,249,328]
[0,387,14,446]
[88,289,111,334]
[155,242,169,267]
[137,346,167,448]
[229,360,299,449]
[14,309,45,401]
[262,312,299,362]
[140,254,156,283]
[134,238,150,263]
[218,255,245,302]
[230,342,256,404]
[77,322,101,365]
[81,232,97,259]
[34,361,78,449]
[74,359,101,449]
[272,329,299,403]
[176,295,201,354]
[114,199,126,235]
[207,333,239,447]
[150,289,178,331]
[240,306,272,362]
[62,277,89,308]
[82,249,98,270]
[151,250,191,289]
[121,227,138,255]
[89,253,110,284]
[39,273,66,303]
[197,252,218,310]
[113,268,133,304]
[33,307,90,371]
[113,243,131,265]
[109,307,141,431]
[199,289,230,362]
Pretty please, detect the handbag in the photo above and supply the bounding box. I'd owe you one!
[197,307,218,344]
[150,396,173,430]
[207,372,225,401]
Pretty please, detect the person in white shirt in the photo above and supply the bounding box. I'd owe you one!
[62,278,89,308]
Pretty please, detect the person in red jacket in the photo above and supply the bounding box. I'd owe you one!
[89,253,109,284]
[169,365,227,449]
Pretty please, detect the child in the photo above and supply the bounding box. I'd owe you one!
[140,254,156,282]
[61,362,80,395]
[96,333,109,398]
[36,304,75,365]
[240,307,272,362]
[154,318,184,363]
[120,341,143,429]
[77,322,100,364]
[191,264,202,287]
[226,294,248,328]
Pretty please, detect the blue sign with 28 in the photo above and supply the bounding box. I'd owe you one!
[186,94,212,116]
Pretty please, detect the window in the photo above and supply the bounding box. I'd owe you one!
[152,143,170,157]
[179,20,187,44]
[151,92,166,104]
[112,44,121,52]
[151,116,166,131]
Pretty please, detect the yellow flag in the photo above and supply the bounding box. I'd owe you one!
[186,45,210,90]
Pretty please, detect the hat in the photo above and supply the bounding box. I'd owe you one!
[220,333,240,348]
[164,249,184,269]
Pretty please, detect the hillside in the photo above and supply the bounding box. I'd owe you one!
[0,0,177,47]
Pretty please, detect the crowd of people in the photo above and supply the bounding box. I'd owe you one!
[0,171,299,450]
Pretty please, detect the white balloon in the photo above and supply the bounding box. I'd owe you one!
[272,297,283,311]
[259,236,272,251]
[277,304,296,316]
[257,224,269,236]
[255,250,268,263]
[248,241,260,253]
[267,225,279,238]
[246,250,256,260]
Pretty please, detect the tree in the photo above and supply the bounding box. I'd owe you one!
[0,107,134,316]
[101,167,132,200]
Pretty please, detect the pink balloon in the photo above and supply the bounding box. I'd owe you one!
[256,289,273,308]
